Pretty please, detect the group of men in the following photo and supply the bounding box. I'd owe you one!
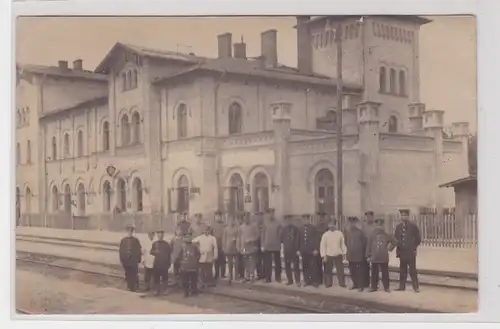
[118,208,422,298]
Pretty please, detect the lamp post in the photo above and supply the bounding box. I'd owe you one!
[334,19,344,221]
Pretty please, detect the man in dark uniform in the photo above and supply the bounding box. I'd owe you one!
[261,208,282,283]
[119,224,142,292]
[345,216,368,291]
[299,214,320,287]
[362,211,376,288]
[394,209,421,292]
[150,229,172,295]
[255,211,265,280]
[176,212,191,236]
[281,215,301,286]
[236,212,245,280]
[315,212,329,285]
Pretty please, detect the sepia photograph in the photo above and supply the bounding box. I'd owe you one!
[14,15,478,315]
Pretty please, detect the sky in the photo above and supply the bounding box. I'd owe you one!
[15,16,477,131]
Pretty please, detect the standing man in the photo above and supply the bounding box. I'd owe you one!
[345,217,367,291]
[238,212,260,283]
[176,212,191,236]
[222,215,240,284]
[394,209,421,293]
[281,215,301,286]
[150,229,172,296]
[236,212,245,280]
[261,208,283,283]
[315,212,329,284]
[366,218,397,292]
[299,214,320,287]
[175,233,201,298]
[362,211,376,288]
[320,220,347,288]
[255,212,265,280]
[191,213,205,238]
[170,227,184,285]
[119,224,142,292]
[212,211,226,280]
[193,226,218,288]
[141,231,156,292]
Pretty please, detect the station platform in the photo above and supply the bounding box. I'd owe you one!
[15,226,478,275]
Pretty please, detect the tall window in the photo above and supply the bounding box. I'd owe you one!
[64,184,71,214]
[102,121,110,151]
[51,136,57,160]
[77,183,86,216]
[64,133,70,157]
[315,169,335,215]
[122,72,127,91]
[16,143,20,165]
[131,112,141,144]
[77,130,84,157]
[26,140,31,163]
[229,173,244,214]
[379,67,386,93]
[121,114,130,146]
[228,102,243,135]
[177,175,189,213]
[388,115,398,133]
[132,177,143,212]
[52,185,59,212]
[399,70,406,96]
[103,181,111,212]
[132,70,138,89]
[116,178,126,212]
[177,104,188,139]
[253,173,269,213]
[127,71,132,90]
[390,68,397,94]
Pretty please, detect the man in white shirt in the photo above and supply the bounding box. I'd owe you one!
[320,220,347,288]
[193,226,218,288]
[141,231,156,292]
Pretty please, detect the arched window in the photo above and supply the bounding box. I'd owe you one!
[103,181,112,212]
[121,114,130,146]
[25,187,31,214]
[315,169,335,215]
[177,175,189,213]
[63,133,70,157]
[253,173,269,213]
[229,173,244,214]
[326,110,337,131]
[131,112,141,144]
[177,104,188,139]
[77,130,84,157]
[399,70,406,96]
[228,102,243,135]
[390,68,397,94]
[116,178,127,212]
[51,136,57,160]
[122,72,127,91]
[26,140,31,163]
[64,184,72,214]
[388,115,398,133]
[102,121,110,151]
[52,185,59,212]
[132,70,138,89]
[132,177,143,212]
[379,67,387,93]
[127,71,132,90]
[16,142,20,165]
[77,183,86,216]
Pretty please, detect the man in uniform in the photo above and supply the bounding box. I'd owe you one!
[394,209,421,293]
[281,215,301,286]
[236,212,245,280]
[261,208,282,283]
[174,233,201,298]
[299,214,320,287]
[150,229,172,295]
[255,211,265,280]
[345,217,367,291]
[362,211,376,288]
[176,212,191,236]
[239,212,260,282]
[366,218,397,292]
[119,224,142,292]
[212,211,226,280]
[222,215,240,284]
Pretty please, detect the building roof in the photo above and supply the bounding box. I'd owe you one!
[296,15,432,28]
[39,96,108,120]
[439,175,477,188]
[17,63,108,82]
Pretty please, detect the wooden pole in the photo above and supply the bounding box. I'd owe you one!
[335,22,344,221]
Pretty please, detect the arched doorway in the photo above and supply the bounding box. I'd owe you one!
[315,169,335,215]
[132,177,143,212]
[253,172,269,213]
[103,181,111,212]
[116,178,126,212]
[52,185,59,212]
[77,183,86,216]
[229,173,244,214]
[177,175,189,213]
[64,184,72,214]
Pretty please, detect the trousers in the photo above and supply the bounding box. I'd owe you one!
[284,252,301,284]
[399,258,419,290]
[181,270,198,297]
[301,253,319,286]
[237,254,245,279]
[123,264,139,292]
[263,250,282,282]
[371,262,390,290]
[324,255,346,287]
[256,251,264,279]
[199,262,214,287]
[243,253,257,280]
[214,249,226,279]
[226,254,239,281]
[348,261,364,288]
[153,267,169,294]
[144,267,154,290]
[363,260,370,288]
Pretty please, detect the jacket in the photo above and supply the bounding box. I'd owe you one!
[151,240,172,269]
[366,226,397,263]
[320,230,347,258]
[119,236,142,266]
[394,221,421,260]
[222,224,239,255]
[345,227,368,262]
[362,223,376,241]
[280,224,300,254]
[238,223,260,255]
[177,220,191,236]
[170,236,184,263]
[141,237,156,268]
[193,234,218,263]
[176,243,200,272]
[212,221,226,249]
[299,224,320,254]
[261,220,282,251]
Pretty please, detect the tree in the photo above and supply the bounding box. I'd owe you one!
[468,134,477,176]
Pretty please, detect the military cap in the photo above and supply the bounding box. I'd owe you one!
[126,224,135,230]
[365,211,374,216]
[375,218,385,224]
[399,209,410,216]
[328,220,337,228]
[348,216,359,222]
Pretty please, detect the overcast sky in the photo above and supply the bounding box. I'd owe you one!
[15,16,477,131]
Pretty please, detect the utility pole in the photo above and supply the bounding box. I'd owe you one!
[335,21,344,221]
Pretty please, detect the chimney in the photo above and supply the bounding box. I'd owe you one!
[58,60,68,70]
[217,33,232,58]
[233,37,247,59]
[73,59,83,71]
[261,29,278,68]
[296,16,312,74]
